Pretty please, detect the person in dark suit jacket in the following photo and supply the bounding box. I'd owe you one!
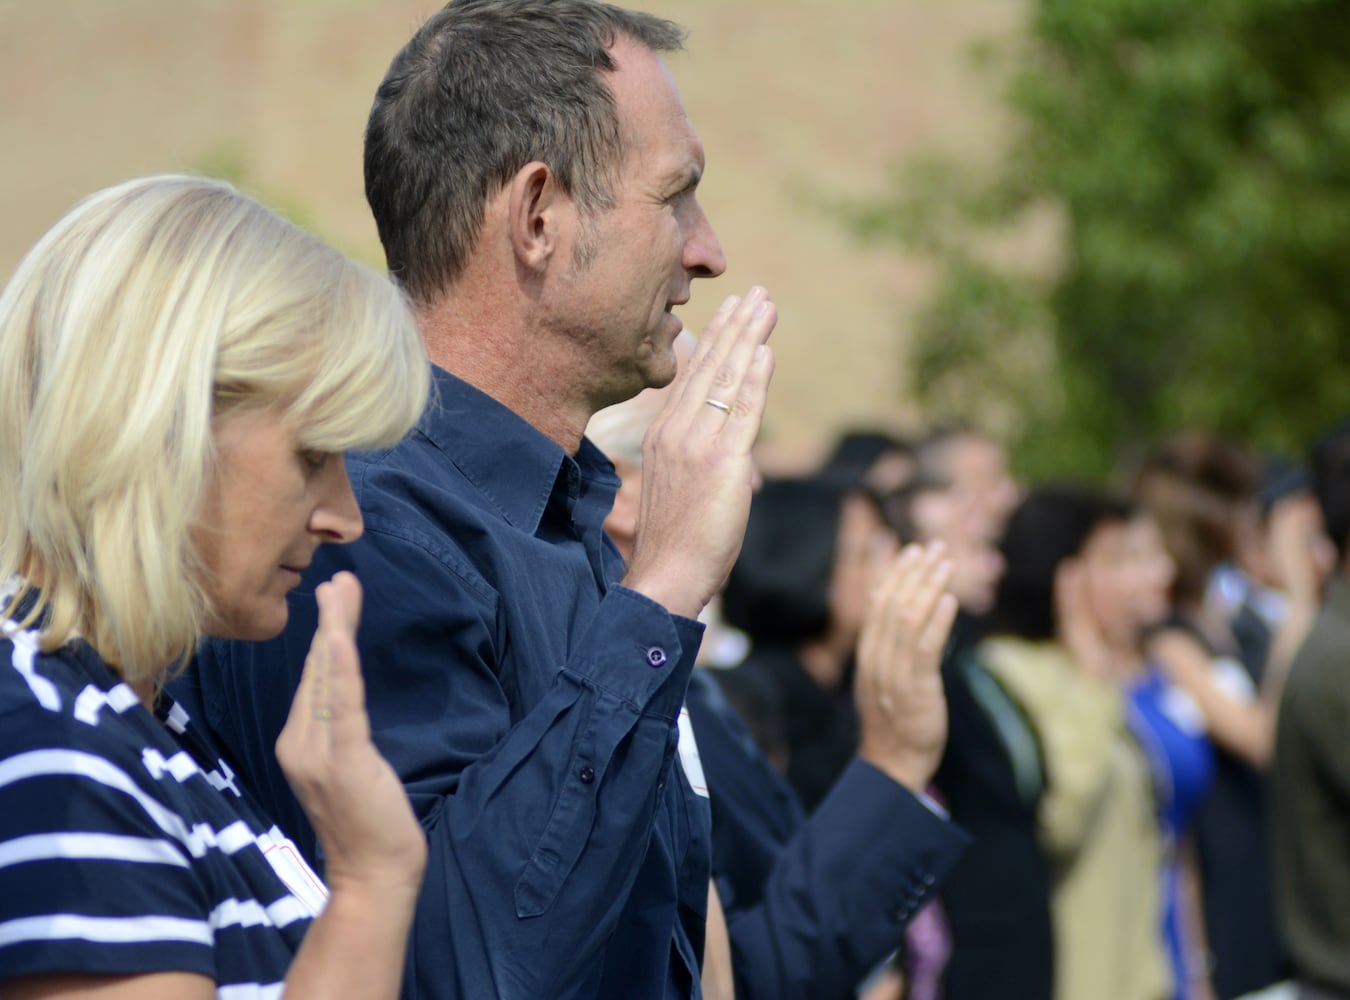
[933,614,1054,1000]
[886,430,1054,1000]
[588,378,971,1000]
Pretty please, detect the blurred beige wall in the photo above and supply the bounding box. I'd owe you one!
[0,0,1023,463]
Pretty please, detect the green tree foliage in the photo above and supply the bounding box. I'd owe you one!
[860,0,1350,479]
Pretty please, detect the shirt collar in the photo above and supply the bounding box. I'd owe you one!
[418,366,620,535]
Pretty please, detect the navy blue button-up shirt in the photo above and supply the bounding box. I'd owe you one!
[176,366,712,999]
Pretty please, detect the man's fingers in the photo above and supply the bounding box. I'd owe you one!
[676,293,740,393]
[679,288,774,429]
[715,342,774,454]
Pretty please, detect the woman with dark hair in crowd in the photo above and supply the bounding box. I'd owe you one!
[1071,505,1216,998]
[717,475,894,809]
[980,485,1170,1000]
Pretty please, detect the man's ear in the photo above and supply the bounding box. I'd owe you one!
[507,161,561,273]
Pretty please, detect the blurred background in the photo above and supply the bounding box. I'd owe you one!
[3,0,1346,478]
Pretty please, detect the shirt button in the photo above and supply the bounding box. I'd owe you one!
[645,646,668,668]
[579,766,596,784]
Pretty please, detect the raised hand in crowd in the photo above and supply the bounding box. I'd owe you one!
[855,541,959,793]
[1054,558,1120,682]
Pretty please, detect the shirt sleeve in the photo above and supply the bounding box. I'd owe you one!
[724,760,969,1000]
[192,524,702,1000]
[688,672,969,999]
[0,707,214,982]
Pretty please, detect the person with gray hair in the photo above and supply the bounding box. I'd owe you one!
[181,1,778,997]
[0,175,430,999]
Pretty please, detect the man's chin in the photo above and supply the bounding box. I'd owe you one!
[642,356,680,393]
[638,337,680,390]
[643,363,678,390]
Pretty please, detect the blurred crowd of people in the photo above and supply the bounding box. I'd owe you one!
[591,385,1350,1000]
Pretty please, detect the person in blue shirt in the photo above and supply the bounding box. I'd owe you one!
[176,2,779,997]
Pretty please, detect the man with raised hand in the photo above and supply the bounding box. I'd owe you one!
[178,2,774,996]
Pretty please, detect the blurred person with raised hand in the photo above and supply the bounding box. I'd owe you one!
[980,485,1170,1000]
[882,429,1051,1000]
[1062,506,1216,1000]
[1132,433,1307,999]
[1271,416,1350,1000]
[590,370,969,1000]
[1136,434,1321,770]
[1210,459,1334,699]
[717,475,897,807]
[0,175,429,1000]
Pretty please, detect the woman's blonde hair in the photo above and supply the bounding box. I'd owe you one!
[0,174,428,683]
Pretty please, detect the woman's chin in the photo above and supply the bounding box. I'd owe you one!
[203,602,289,643]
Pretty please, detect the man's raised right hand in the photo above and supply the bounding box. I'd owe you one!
[621,286,777,620]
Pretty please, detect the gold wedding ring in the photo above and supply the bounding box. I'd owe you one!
[704,397,732,414]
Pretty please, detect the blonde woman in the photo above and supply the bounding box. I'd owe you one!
[0,175,429,999]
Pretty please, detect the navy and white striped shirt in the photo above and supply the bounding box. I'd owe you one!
[0,615,323,996]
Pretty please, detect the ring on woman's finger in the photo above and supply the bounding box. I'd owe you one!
[313,707,333,721]
[704,397,732,414]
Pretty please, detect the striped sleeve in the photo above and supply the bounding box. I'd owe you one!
[0,731,218,979]
[0,633,309,992]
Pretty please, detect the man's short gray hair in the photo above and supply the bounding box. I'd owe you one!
[364,0,685,305]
